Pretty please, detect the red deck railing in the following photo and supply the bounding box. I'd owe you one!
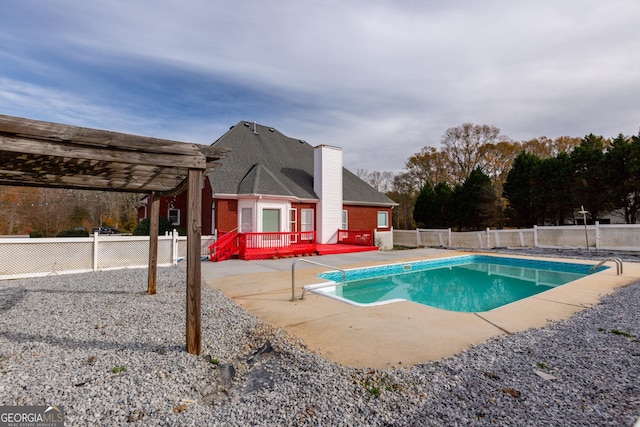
[209,229,374,261]
[337,229,374,246]
[240,231,316,260]
[208,230,240,262]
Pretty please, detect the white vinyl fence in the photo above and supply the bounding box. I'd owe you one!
[0,232,217,280]
[395,222,640,252]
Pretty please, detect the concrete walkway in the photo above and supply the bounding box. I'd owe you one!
[201,249,640,369]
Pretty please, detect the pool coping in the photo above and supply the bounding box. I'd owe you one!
[202,249,640,369]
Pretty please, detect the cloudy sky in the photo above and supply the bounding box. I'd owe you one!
[1,1,639,173]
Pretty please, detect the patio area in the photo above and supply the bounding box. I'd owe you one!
[201,248,640,369]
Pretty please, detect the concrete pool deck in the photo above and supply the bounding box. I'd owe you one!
[201,249,640,369]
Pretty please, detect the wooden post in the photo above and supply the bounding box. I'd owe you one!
[186,169,202,355]
[147,192,160,295]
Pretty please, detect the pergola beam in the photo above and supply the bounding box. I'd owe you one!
[186,169,203,354]
[0,114,229,356]
[147,192,160,295]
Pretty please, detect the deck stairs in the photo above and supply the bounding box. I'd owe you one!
[208,230,240,262]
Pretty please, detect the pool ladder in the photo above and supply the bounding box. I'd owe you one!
[590,257,623,275]
[291,258,346,301]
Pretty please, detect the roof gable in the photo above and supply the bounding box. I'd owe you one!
[238,163,296,196]
[208,121,396,206]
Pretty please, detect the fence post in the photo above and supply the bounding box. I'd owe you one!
[448,228,452,247]
[533,225,538,247]
[495,230,501,247]
[172,229,179,265]
[486,228,491,248]
[595,221,600,251]
[416,228,421,247]
[93,232,99,271]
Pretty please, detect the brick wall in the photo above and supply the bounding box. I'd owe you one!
[215,199,238,232]
[344,205,392,231]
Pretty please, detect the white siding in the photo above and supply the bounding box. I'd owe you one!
[314,145,343,244]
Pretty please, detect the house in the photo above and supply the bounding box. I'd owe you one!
[138,121,397,260]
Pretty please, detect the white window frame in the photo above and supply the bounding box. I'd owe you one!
[289,208,297,232]
[301,208,314,240]
[377,210,389,228]
[341,210,348,230]
[168,208,180,225]
[240,207,253,233]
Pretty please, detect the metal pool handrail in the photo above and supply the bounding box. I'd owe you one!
[291,258,346,301]
[590,257,623,275]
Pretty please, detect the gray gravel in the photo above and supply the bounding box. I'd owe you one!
[1,253,639,426]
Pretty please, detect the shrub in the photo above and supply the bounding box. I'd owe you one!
[56,228,90,237]
[133,217,177,236]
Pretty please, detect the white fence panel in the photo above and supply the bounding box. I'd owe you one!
[0,232,216,280]
[394,222,640,252]
[597,224,640,251]
[536,225,596,249]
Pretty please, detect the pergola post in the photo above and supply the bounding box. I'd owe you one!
[147,192,160,295]
[186,169,202,355]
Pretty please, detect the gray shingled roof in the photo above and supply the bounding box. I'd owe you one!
[207,121,397,206]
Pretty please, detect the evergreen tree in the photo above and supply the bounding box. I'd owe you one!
[453,168,498,231]
[571,134,614,221]
[606,133,640,223]
[503,151,542,227]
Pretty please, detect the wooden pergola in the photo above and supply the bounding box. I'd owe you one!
[0,114,228,354]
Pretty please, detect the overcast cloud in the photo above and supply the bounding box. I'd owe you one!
[1,1,639,172]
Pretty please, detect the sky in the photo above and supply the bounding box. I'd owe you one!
[1,1,639,174]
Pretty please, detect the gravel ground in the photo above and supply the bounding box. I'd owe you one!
[1,250,639,426]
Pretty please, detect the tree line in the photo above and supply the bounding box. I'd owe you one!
[0,187,141,236]
[357,123,640,230]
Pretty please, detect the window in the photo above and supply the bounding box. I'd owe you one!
[301,209,314,232]
[301,209,314,240]
[341,210,348,230]
[262,209,280,232]
[377,211,389,228]
[168,208,180,225]
[241,208,253,232]
[289,208,297,232]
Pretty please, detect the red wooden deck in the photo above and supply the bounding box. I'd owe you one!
[316,244,378,255]
[209,230,378,261]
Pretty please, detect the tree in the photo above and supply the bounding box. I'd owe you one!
[405,146,451,189]
[387,172,417,230]
[571,134,614,222]
[413,182,436,228]
[538,153,574,225]
[441,123,502,184]
[606,132,640,223]
[477,140,520,194]
[453,168,499,231]
[521,137,554,158]
[503,151,542,227]
[133,217,175,236]
[413,181,455,229]
[520,136,581,159]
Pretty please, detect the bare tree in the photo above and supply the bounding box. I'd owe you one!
[441,123,502,183]
[356,169,394,193]
[405,146,451,189]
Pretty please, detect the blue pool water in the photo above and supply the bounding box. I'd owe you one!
[314,255,605,312]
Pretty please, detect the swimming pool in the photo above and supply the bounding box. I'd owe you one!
[309,255,606,312]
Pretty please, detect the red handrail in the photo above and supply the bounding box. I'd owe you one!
[337,229,374,246]
[208,230,240,261]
